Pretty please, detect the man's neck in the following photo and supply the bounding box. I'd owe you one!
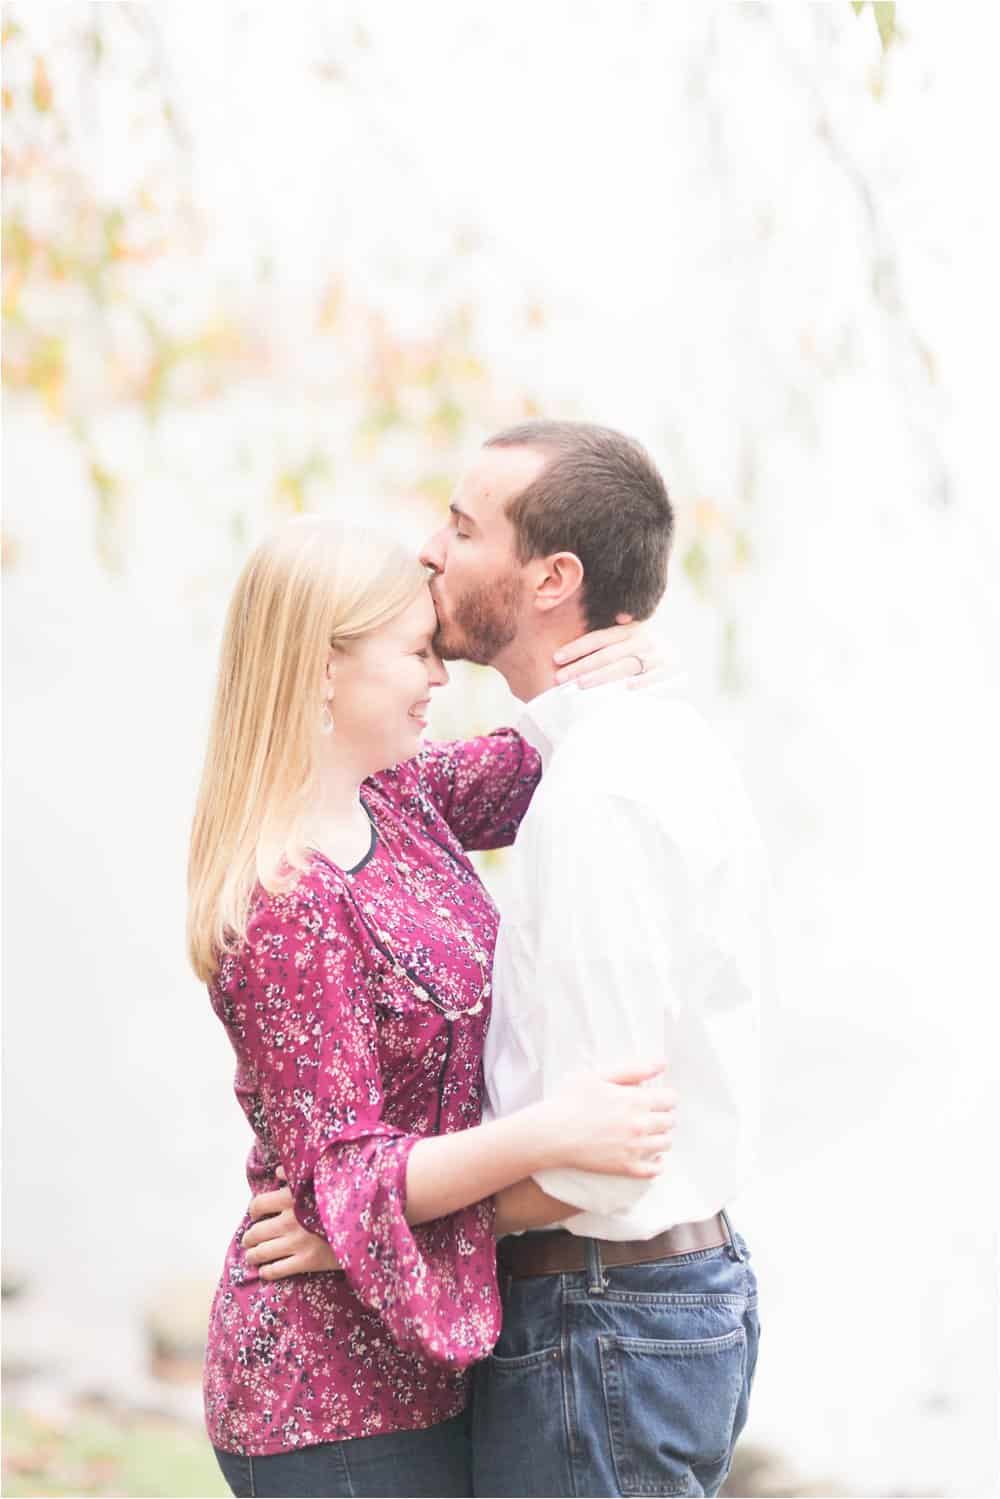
[492,625,579,703]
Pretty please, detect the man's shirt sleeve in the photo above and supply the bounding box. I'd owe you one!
[528,790,692,1217]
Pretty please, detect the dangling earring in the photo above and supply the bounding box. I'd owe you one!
[320,701,334,736]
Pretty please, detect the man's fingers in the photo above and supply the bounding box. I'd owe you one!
[248,1190,282,1222]
[553,623,635,669]
[259,1255,300,1282]
[248,1186,293,1221]
[260,1248,343,1281]
[242,1214,291,1250]
[246,1233,296,1267]
[573,660,643,691]
[555,643,635,685]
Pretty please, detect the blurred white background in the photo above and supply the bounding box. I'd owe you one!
[3,4,998,1494]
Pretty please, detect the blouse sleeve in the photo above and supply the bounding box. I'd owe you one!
[230,877,501,1368]
[403,729,542,850]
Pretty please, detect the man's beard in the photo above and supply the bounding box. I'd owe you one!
[433,570,522,665]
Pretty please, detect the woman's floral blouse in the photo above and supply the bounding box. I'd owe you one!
[204,730,542,1457]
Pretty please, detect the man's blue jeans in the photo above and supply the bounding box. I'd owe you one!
[471,1221,759,1498]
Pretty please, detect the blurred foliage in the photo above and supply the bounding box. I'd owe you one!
[1,9,543,576]
[677,496,753,693]
[681,499,752,597]
[1,3,760,700]
[272,451,333,516]
[1,1405,226,1498]
[850,2,897,52]
[1,11,265,569]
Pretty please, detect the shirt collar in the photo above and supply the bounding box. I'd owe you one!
[518,670,687,771]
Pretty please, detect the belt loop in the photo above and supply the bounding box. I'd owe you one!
[720,1208,745,1262]
[584,1237,607,1294]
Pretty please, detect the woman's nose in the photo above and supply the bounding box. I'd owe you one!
[430,657,449,687]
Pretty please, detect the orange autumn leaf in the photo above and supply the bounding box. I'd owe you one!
[693,498,722,533]
[32,56,53,113]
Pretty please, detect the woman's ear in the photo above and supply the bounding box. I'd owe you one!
[323,648,337,701]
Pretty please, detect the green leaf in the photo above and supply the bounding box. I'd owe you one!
[720,618,744,695]
[873,2,896,49]
[850,2,865,15]
[682,538,710,594]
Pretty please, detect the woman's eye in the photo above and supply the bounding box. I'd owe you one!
[415,649,430,660]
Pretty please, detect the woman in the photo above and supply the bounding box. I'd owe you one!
[188,518,675,1498]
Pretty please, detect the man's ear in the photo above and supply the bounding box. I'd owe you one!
[533,551,585,613]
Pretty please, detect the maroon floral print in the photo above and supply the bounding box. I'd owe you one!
[204,730,541,1456]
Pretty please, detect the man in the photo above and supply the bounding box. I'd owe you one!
[421,422,764,1498]
[246,422,765,1497]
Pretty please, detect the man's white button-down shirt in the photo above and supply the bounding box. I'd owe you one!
[484,676,767,1240]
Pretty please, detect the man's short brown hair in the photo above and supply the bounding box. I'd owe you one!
[485,420,673,630]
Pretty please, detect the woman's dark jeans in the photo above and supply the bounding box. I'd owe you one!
[214,1411,471,1498]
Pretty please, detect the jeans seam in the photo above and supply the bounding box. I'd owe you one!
[598,1337,627,1495]
[487,1345,562,1371]
[603,1327,745,1358]
[336,1437,358,1499]
[565,1289,746,1305]
[560,1274,581,1497]
[247,1454,256,1499]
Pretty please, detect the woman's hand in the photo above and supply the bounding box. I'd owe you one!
[538,1064,677,1177]
[242,1172,342,1281]
[553,614,676,691]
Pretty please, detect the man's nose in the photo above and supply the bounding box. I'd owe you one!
[420,529,447,575]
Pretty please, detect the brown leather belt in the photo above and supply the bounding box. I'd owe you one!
[498,1213,729,1279]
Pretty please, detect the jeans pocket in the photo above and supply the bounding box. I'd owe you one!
[599,1327,747,1497]
[472,1345,572,1497]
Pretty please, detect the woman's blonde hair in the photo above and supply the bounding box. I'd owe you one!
[187,516,428,982]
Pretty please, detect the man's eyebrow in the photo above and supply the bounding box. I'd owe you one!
[448,501,477,528]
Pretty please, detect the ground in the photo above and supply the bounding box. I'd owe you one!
[1,1404,227,1499]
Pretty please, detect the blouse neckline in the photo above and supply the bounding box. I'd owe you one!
[307,797,379,877]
